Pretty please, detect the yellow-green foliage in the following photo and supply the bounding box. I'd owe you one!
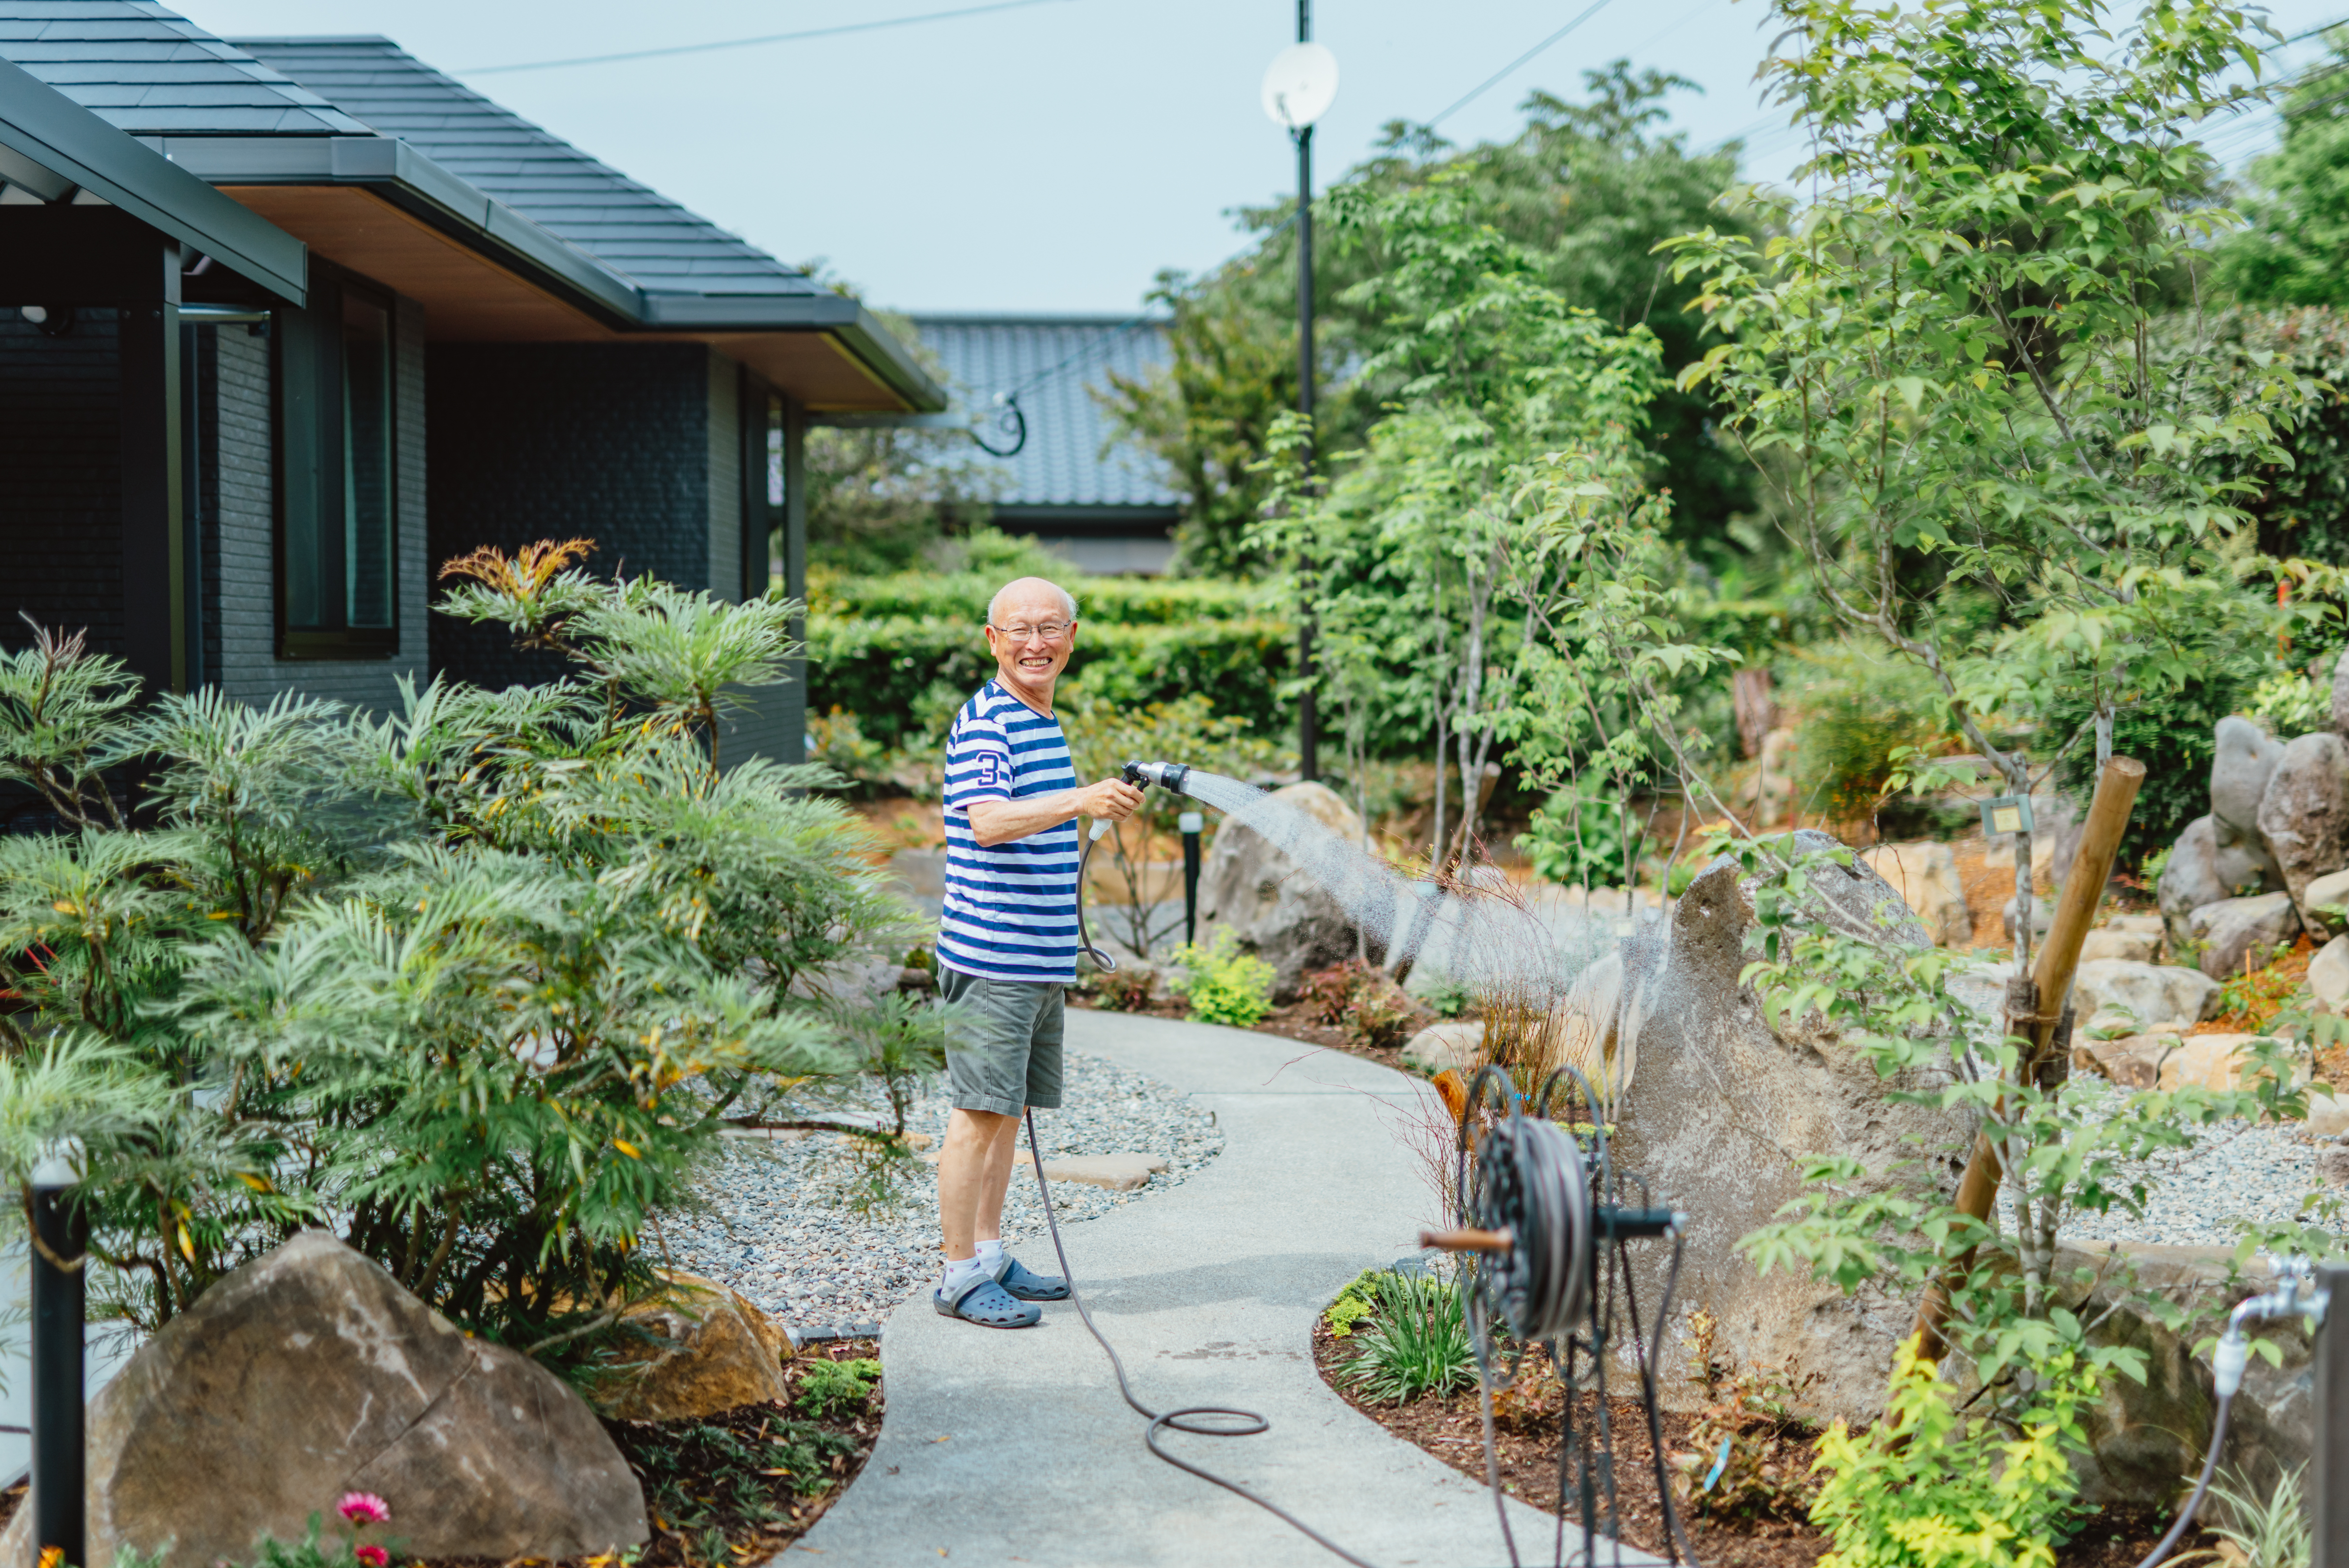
[1325,1270,1380,1338]
[1809,1338,2089,1568]
[1169,930,1277,1027]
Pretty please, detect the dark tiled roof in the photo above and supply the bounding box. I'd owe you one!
[232,35,816,300]
[0,1,371,136]
[911,315,1179,511]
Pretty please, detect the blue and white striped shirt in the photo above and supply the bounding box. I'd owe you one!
[938,679,1081,983]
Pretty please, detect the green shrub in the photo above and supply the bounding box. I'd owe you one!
[1324,1269,1380,1337]
[1519,779,1643,887]
[1334,1269,1477,1404]
[0,545,920,1369]
[795,1356,883,1419]
[2201,1463,2310,1568]
[1789,641,1954,825]
[804,613,1296,752]
[1168,930,1276,1027]
[1807,1337,2094,1568]
[2045,661,2261,872]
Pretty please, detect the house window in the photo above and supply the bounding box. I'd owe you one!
[278,273,397,658]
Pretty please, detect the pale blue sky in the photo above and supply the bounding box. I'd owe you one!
[187,0,2347,314]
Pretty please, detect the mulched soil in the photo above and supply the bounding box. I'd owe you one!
[0,1341,885,1568]
[1310,1317,2218,1568]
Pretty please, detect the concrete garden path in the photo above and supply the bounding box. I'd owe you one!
[790,1010,1661,1568]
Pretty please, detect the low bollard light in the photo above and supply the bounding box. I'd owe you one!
[1179,811,1203,948]
[30,1138,85,1568]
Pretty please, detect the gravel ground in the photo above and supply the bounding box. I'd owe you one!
[2008,1080,2342,1248]
[655,1051,1222,1330]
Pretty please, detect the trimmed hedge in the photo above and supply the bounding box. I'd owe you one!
[805,613,1296,751]
[809,569,1274,628]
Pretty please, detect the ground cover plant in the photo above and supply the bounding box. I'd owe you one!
[0,541,923,1370]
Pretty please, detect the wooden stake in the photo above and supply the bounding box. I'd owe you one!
[1912,756,2145,1361]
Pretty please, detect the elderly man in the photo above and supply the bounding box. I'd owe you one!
[932,575,1145,1328]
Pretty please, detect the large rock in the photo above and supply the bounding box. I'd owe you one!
[2213,716,2286,863]
[1194,781,1366,1001]
[1605,837,1963,1421]
[1401,1020,1483,1074]
[1860,841,1971,947]
[2079,926,2160,964]
[589,1273,793,1422]
[2070,959,2221,1028]
[2158,1033,2310,1094]
[0,1231,647,1568]
[2311,934,2349,1012]
[2257,731,2349,923]
[2186,892,2301,981]
[2158,817,2231,952]
[2305,867,2349,938]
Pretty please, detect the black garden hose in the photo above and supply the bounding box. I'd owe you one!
[1021,1105,1381,1568]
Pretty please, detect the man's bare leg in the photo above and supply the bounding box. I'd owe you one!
[974,1109,1025,1246]
[939,1107,1016,1261]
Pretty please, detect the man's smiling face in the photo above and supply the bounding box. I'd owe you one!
[985,578,1078,709]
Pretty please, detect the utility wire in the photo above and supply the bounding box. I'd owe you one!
[1426,0,1618,129]
[463,0,1071,76]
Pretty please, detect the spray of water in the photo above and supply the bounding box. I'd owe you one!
[1169,767,1642,1008]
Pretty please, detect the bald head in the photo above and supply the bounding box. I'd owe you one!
[987,576,1077,628]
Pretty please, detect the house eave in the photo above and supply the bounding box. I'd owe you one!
[0,60,306,303]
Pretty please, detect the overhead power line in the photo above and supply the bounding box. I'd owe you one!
[1426,0,1618,129]
[464,0,1072,76]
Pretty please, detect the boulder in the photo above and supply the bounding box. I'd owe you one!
[2002,895,2054,945]
[2075,1034,2185,1090]
[2186,892,2301,981]
[2332,648,2349,741]
[2079,926,2161,964]
[1604,838,1965,1421]
[2307,1091,2349,1139]
[2321,1144,2349,1188]
[2306,867,2349,939]
[2311,935,2349,1012]
[2070,959,2221,1028]
[2158,817,2232,952]
[2256,731,2349,922]
[0,1231,647,1568]
[589,1273,793,1422]
[1401,1020,1483,1075]
[1859,841,1971,947]
[1194,782,1367,1001]
[2212,715,2286,861]
[2158,1033,2310,1094]
[2006,1244,2312,1507]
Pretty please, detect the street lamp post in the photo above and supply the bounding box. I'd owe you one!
[1261,12,1337,784]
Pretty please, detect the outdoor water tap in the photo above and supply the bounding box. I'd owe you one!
[2215,1255,2330,1397]
[1122,760,1191,797]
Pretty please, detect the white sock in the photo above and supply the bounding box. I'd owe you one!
[942,1254,989,1295]
[976,1238,1006,1274]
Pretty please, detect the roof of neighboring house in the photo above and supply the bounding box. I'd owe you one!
[911,314,1180,514]
[229,37,815,302]
[0,50,304,299]
[0,0,371,136]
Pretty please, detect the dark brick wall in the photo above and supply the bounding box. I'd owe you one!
[202,299,429,713]
[426,341,718,691]
[0,313,124,656]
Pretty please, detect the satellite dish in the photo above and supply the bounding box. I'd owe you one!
[1260,41,1338,130]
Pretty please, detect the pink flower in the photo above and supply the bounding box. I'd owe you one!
[338,1493,391,1527]
[354,1546,390,1568]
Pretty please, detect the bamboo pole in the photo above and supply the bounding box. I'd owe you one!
[1913,756,2145,1361]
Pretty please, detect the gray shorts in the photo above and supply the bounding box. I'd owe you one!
[938,967,1065,1116]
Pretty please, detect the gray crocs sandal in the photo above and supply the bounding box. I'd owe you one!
[934,1274,1041,1328]
[993,1255,1071,1301]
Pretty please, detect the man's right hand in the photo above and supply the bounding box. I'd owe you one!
[1076,777,1146,822]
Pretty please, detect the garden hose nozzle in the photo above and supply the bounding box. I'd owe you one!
[1122,759,1191,796]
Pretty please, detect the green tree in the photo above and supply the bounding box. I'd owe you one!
[1109,64,1754,578]
[2215,31,2349,308]
[1668,0,2305,966]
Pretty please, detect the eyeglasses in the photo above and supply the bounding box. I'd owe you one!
[992,621,1072,643]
